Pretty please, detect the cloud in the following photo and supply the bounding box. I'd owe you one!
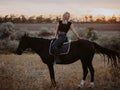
[0,0,120,16]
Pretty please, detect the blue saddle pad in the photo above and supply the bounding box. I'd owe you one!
[49,40,71,55]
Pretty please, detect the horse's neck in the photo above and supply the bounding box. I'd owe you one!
[29,38,50,54]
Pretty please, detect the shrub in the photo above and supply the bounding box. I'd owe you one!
[6,40,19,53]
[0,40,18,53]
[96,31,120,53]
[0,22,14,39]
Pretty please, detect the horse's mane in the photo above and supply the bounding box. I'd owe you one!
[23,36,52,45]
[29,37,51,41]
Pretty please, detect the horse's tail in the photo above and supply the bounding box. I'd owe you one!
[92,42,120,67]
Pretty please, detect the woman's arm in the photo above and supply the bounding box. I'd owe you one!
[54,23,59,39]
[70,24,80,39]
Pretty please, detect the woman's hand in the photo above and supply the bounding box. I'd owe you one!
[54,36,58,39]
[77,37,81,40]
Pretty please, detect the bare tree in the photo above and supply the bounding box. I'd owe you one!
[36,15,43,23]
[85,16,88,22]
[89,15,93,22]
[108,15,117,23]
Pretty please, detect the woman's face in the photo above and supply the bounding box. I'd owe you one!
[63,13,70,21]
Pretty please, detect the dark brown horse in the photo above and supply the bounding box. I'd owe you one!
[16,34,119,88]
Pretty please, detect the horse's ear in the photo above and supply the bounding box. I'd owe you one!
[21,33,29,40]
[24,32,29,37]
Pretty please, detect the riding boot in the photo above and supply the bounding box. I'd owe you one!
[53,46,60,54]
[53,47,61,64]
[54,55,61,64]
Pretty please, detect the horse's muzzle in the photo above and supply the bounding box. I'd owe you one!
[16,48,23,55]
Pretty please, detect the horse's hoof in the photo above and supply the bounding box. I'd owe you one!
[50,85,57,89]
[77,84,84,90]
[50,85,56,88]
[77,87,82,90]
[88,84,95,89]
[88,82,94,89]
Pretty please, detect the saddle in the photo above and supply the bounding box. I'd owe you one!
[49,39,71,55]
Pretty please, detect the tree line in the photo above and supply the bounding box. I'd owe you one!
[0,14,120,23]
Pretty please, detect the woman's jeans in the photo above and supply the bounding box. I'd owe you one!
[52,32,68,55]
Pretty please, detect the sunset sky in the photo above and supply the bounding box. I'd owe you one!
[0,0,120,18]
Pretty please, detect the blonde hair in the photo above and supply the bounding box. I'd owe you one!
[62,12,70,20]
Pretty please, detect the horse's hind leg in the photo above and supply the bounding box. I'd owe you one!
[78,59,88,88]
[87,56,95,88]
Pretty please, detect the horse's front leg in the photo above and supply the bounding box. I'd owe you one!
[47,64,56,87]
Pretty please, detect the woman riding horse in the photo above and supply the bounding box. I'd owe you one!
[52,12,80,63]
[52,12,80,54]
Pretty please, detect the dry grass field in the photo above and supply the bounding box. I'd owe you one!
[14,23,120,31]
[0,54,120,90]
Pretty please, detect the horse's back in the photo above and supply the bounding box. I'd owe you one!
[70,39,95,55]
[71,39,93,48]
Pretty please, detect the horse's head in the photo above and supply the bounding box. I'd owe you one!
[16,33,29,55]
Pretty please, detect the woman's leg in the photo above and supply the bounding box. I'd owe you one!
[52,34,67,63]
[52,34,67,54]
